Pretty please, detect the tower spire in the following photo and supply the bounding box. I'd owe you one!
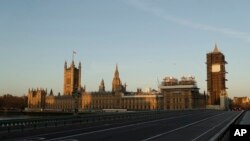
[112,64,122,92]
[213,43,220,53]
[101,78,104,85]
[115,63,119,76]
[64,61,67,69]
[99,78,105,92]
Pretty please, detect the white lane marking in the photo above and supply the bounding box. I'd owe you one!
[46,114,195,141]
[57,139,78,141]
[142,112,227,141]
[191,113,236,141]
[23,122,114,139]
[21,137,46,141]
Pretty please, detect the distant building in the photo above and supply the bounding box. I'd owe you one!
[27,60,84,112]
[45,93,78,112]
[64,61,82,95]
[159,76,206,110]
[112,64,126,92]
[99,79,105,93]
[232,97,250,110]
[81,65,161,111]
[206,44,228,105]
[28,60,206,112]
[27,88,46,110]
[233,97,249,105]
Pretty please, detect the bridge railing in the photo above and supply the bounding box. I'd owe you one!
[209,110,245,141]
[0,109,208,133]
[0,110,172,133]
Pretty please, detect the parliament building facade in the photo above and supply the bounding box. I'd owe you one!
[28,52,211,112]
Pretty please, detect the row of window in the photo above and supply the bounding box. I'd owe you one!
[83,105,157,110]
[165,98,191,103]
[165,105,190,110]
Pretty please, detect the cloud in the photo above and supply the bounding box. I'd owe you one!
[127,0,250,42]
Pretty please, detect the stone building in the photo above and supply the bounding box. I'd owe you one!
[28,60,206,112]
[81,65,205,111]
[82,92,121,111]
[45,93,78,112]
[121,90,163,111]
[64,61,82,95]
[159,76,206,110]
[233,97,249,105]
[112,64,126,92]
[206,44,228,105]
[27,60,83,112]
[81,65,162,111]
[27,88,46,110]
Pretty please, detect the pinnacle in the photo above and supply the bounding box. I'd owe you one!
[213,43,220,53]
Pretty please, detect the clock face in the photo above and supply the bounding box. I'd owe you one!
[212,64,220,72]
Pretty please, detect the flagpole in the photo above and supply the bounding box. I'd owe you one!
[72,51,76,62]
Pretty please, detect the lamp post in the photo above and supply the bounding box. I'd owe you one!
[72,88,80,115]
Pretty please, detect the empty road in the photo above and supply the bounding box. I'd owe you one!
[5,110,241,141]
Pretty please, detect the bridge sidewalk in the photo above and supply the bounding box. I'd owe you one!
[240,111,250,125]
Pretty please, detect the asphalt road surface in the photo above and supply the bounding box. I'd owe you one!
[6,110,241,141]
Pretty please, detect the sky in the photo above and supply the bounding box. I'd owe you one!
[1,0,250,98]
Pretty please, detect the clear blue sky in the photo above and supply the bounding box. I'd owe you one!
[1,0,250,98]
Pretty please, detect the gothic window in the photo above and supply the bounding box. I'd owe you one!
[66,78,70,84]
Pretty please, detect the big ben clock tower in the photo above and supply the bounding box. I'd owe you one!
[206,44,227,105]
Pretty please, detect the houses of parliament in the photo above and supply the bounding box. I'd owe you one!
[28,45,228,112]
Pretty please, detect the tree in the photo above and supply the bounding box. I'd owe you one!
[0,94,28,111]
